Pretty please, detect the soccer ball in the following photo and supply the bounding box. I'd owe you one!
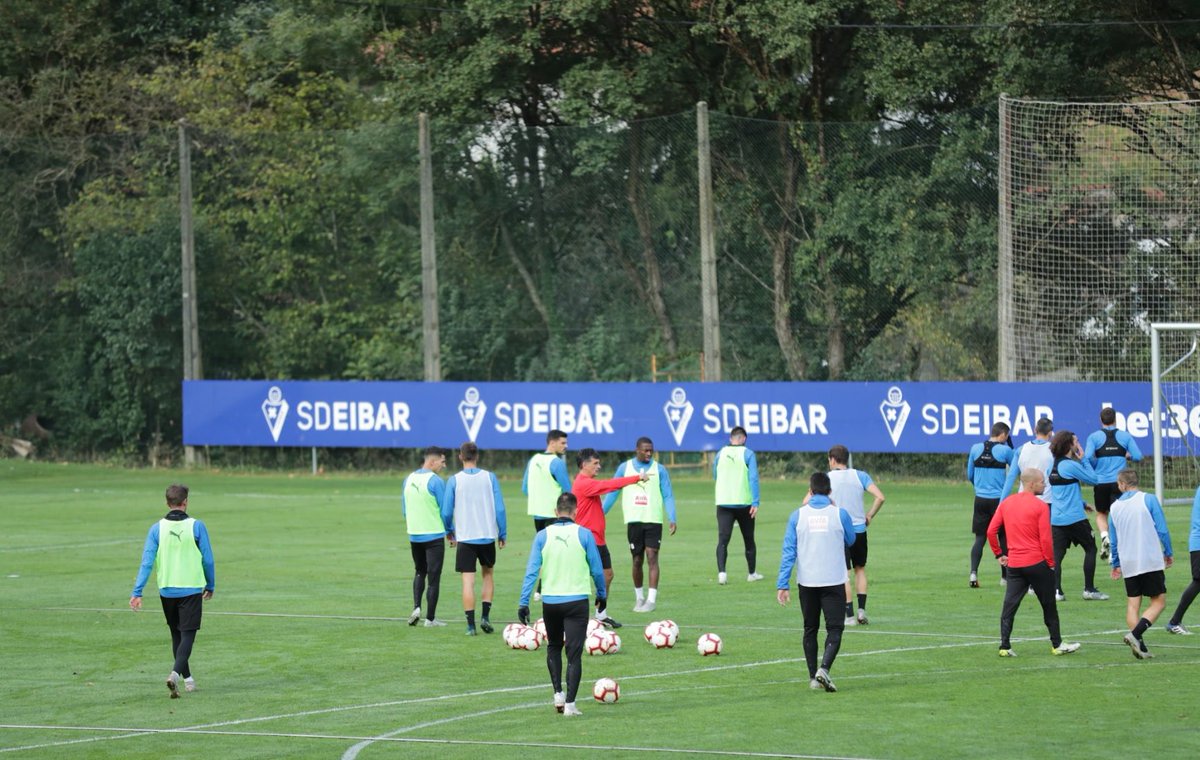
[585,631,616,656]
[502,623,526,649]
[645,623,677,649]
[605,631,622,653]
[587,618,603,636]
[592,677,620,704]
[515,626,541,651]
[660,619,680,639]
[533,618,549,643]
[697,632,723,656]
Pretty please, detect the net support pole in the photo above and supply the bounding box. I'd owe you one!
[1151,324,1164,506]
[697,102,722,382]
[418,112,442,382]
[997,94,1015,381]
[179,119,204,468]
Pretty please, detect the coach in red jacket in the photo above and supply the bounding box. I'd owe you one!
[987,469,1082,657]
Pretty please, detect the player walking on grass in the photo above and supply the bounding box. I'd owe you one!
[519,493,607,717]
[988,469,1080,657]
[1047,431,1107,602]
[1164,485,1200,636]
[1084,407,1143,561]
[1109,470,1173,659]
[828,444,885,626]
[573,448,648,629]
[442,442,506,636]
[1001,417,1055,501]
[522,430,572,602]
[714,426,762,584]
[130,484,215,698]
[967,422,1013,588]
[777,472,856,693]
[602,437,677,613]
[404,446,448,627]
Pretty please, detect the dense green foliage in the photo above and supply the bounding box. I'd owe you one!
[2,1,1198,459]
[2,462,1198,757]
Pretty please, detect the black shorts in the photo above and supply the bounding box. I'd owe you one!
[1092,482,1120,515]
[597,544,612,570]
[845,531,868,569]
[627,522,664,554]
[972,496,1001,535]
[455,541,496,573]
[160,593,203,632]
[1124,569,1167,598]
[1052,520,1096,554]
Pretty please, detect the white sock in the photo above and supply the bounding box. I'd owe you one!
[1101,531,1109,540]
[634,587,645,602]
[647,588,658,603]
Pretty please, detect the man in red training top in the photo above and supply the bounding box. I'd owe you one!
[988,468,1081,657]
[572,447,649,630]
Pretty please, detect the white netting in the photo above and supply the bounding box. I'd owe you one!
[1152,324,1200,500]
[999,96,1200,383]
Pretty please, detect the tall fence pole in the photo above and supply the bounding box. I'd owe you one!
[179,119,204,467]
[697,102,722,381]
[997,94,1015,381]
[418,113,442,381]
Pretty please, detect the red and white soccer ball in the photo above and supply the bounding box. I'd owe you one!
[502,623,526,649]
[533,618,549,644]
[605,631,622,653]
[515,626,541,651]
[644,622,677,649]
[587,618,604,636]
[585,631,617,656]
[592,677,620,704]
[697,632,723,656]
[660,619,680,639]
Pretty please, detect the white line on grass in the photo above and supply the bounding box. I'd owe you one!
[0,539,137,553]
[0,725,872,759]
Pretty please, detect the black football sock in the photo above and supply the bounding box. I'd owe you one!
[465,610,476,627]
[482,601,492,620]
[857,594,867,611]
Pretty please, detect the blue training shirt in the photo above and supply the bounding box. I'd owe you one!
[402,468,447,542]
[1190,486,1200,552]
[712,447,761,507]
[966,441,1013,499]
[601,459,677,522]
[1083,426,1143,483]
[776,495,856,589]
[518,519,606,606]
[1109,490,1173,569]
[520,454,572,498]
[1048,458,1099,526]
[131,513,215,598]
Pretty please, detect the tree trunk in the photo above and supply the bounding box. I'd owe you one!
[625,122,679,356]
[770,120,807,379]
[498,221,552,332]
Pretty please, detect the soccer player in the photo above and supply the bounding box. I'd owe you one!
[572,447,648,629]
[967,422,1014,588]
[777,472,857,692]
[1000,417,1055,501]
[1084,407,1143,560]
[1109,469,1174,659]
[602,437,677,613]
[1047,430,1106,602]
[130,484,216,698]
[828,444,886,625]
[987,469,1081,657]
[442,442,506,636]
[1164,484,1200,635]
[522,429,572,601]
[403,446,449,627]
[713,426,762,584]
[518,493,607,717]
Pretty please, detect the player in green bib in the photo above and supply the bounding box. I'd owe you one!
[130,484,215,698]
[403,446,449,627]
[713,426,762,584]
[521,430,572,600]
[602,437,677,612]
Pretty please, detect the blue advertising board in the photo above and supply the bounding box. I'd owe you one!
[183,380,1194,455]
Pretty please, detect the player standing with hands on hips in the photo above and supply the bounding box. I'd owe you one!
[714,426,762,585]
[130,484,215,698]
[519,493,607,716]
[777,472,857,692]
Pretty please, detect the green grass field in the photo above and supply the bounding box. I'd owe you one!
[2,460,1198,759]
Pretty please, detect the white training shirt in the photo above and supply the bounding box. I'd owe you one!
[1110,491,1166,579]
[1016,440,1053,503]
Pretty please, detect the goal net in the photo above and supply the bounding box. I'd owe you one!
[1152,324,1200,504]
[999,96,1200,383]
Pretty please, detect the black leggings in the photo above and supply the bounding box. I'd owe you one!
[543,599,589,703]
[797,584,846,677]
[1169,552,1200,626]
[716,507,756,574]
[999,561,1062,649]
[170,628,197,678]
[971,532,1007,577]
[411,539,445,620]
